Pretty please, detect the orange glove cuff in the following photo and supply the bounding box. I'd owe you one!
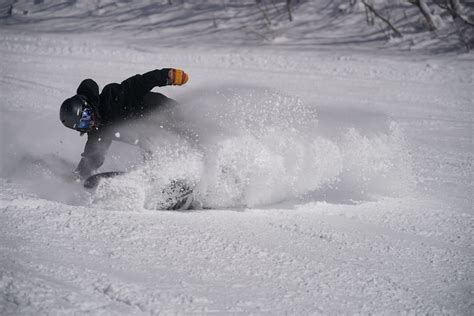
[169,69,189,85]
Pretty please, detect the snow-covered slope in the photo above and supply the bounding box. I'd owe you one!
[1,1,473,315]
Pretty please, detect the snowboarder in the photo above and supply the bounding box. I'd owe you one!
[59,68,189,180]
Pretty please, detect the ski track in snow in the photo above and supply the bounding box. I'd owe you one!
[0,29,473,314]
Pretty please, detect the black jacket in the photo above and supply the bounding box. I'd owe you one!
[75,69,176,179]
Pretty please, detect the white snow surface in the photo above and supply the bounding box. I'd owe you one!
[1,1,473,315]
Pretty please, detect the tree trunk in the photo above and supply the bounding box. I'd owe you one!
[256,2,272,27]
[410,0,437,30]
[448,0,461,19]
[364,3,374,25]
[286,0,293,22]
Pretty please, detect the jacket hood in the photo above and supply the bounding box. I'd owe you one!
[77,79,99,104]
[76,79,101,120]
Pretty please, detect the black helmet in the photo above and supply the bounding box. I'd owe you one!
[60,95,95,132]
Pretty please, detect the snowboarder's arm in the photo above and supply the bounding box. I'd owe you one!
[120,69,189,100]
[75,132,112,179]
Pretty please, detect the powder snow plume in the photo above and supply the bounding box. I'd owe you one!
[88,86,414,210]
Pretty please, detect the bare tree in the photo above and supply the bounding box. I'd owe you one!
[448,0,462,18]
[256,0,273,27]
[407,0,438,30]
[364,0,375,25]
[361,0,403,37]
[432,0,474,26]
[286,0,293,22]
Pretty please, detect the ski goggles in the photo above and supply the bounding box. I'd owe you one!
[77,107,93,131]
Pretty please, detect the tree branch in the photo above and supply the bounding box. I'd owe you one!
[432,0,474,27]
[361,0,403,37]
[256,2,273,27]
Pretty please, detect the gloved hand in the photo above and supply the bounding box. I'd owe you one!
[167,69,189,86]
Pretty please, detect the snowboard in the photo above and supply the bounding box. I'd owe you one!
[83,171,194,210]
[83,171,126,189]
